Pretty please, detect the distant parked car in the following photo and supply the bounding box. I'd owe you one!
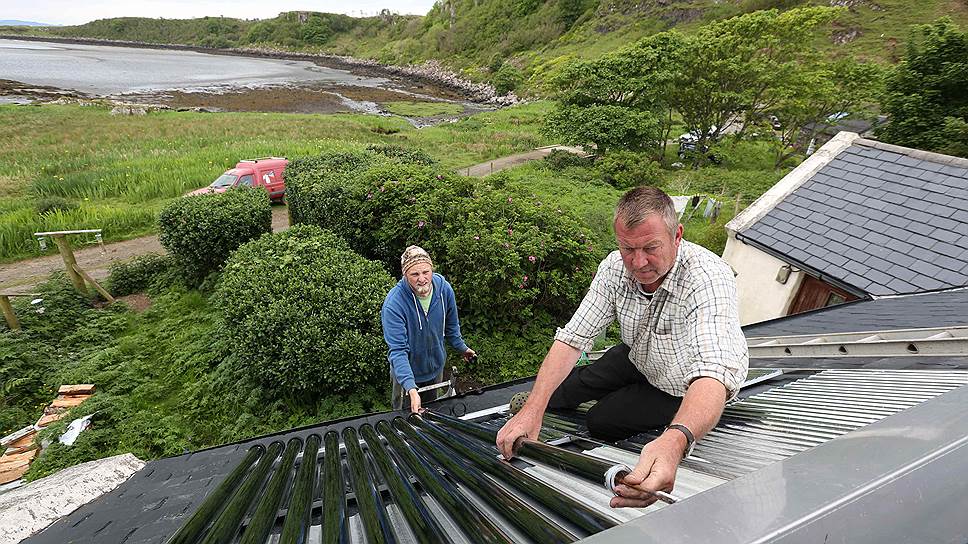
[187,157,288,202]
[677,126,720,163]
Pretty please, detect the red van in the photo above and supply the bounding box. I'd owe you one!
[187,157,288,202]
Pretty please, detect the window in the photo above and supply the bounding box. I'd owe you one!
[238,175,254,187]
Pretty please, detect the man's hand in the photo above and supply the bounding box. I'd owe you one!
[408,388,422,413]
[496,407,542,459]
[462,348,477,363]
[609,431,685,508]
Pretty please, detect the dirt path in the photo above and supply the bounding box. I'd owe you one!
[459,145,589,177]
[0,206,290,291]
[0,145,584,291]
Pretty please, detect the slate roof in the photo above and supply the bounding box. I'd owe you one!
[738,138,968,296]
[743,288,968,337]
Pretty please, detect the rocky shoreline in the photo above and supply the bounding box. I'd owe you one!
[0,35,519,106]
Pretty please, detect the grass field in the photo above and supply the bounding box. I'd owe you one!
[0,101,552,262]
[384,101,466,117]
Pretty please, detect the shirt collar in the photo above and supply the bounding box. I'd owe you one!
[622,242,685,296]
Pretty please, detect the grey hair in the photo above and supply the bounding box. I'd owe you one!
[613,186,678,235]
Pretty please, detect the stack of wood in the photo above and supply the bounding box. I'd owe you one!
[0,384,95,485]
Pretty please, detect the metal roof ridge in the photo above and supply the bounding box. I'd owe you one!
[854,138,968,169]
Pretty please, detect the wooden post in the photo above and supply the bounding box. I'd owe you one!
[734,194,742,216]
[0,295,19,330]
[72,264,115,303]
[52,234,87,294]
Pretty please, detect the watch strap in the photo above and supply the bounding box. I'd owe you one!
[666,423,696,458]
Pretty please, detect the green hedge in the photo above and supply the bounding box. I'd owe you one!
[158,188,272,282]
[107,253,177,296]
[288,151,599,329]
[215,225,394,396]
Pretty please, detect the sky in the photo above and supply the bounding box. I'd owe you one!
[3,0,439,26]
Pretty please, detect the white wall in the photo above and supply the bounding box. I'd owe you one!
[722,232,804,325]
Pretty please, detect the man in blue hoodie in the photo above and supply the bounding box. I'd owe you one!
[382,245,476,412]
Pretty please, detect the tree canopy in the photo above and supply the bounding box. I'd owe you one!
[876,19,968,157]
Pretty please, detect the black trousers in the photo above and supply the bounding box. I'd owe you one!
[548,343,683,441]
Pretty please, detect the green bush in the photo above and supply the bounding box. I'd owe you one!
[493,64,524,95]
[544,149,591,170]
[365,144,437,166]
[107,253,177,296]
[35,196,79,215]
[596,151,663,189]
[288,151,598,331]
[158,188,271,282]
[215,225,394,397]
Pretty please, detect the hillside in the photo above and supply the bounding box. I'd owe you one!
[3,1,965,93]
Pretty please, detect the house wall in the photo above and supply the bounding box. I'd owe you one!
[722,232,804,325]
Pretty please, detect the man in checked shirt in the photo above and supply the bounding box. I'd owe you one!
[497,186,749,508]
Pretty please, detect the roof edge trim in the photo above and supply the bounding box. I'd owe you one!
[855,138,968,168]
[726,131,860,233]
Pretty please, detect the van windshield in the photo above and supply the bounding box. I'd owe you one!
[210,174,239,188]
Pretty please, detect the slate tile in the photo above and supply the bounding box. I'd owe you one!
[917,169,943,182]
[929,240,966,258]
[863,208,890,223]
[886,264,919,282]
[933,253,967,272]
[825,217,851,231]
[919,161,946,173]
[911,276,947,291]
[843,191,868,205]
[904,208,934,224]
[787,248,812,262]
[887,252,918,269]
[860,166,883,178]
[900,186,930,200]
[933,216,961,232]
[865,269,895,287]
[853,146,882,159]
[806,222,830,234]
[838,152,865,165]
[772,209,796,224]
[789,216,812,229]
[825,253,849,267]
[936,269,968,285]
[910,259,944,278]
[951,209,968,223]
[886,278,919,293]
[824,186,850,200]
[843,236,870,251]
[772,241,795,255]
[879,171,905,184]
[864,231,893,247]
[864,187,888,200]
[894,155,922,167]
[922,191,954,206]
[841,171,868,185]
[845,225,869,238]
[907,232,941,249]
[939,165,968,178]
[864,255,893,271]
[843,259,872,276]
[909,245,937,262]
[841,162,866,175]
[933,229,961,244]
[881,191,909,206]
[859,157,883,168]
[825,239,850,254]
[843,204,869,220]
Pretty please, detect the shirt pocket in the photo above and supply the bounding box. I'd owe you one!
[646,331,687,375]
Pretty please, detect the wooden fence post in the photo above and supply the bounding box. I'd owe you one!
[52,234,87,295]
[0,295,18,330]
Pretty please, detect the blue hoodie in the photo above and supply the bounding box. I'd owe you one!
[381,272,469,392]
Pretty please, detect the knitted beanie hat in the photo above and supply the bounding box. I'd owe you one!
[401,245,433,275]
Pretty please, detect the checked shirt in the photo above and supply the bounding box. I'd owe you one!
[554,241,749,398]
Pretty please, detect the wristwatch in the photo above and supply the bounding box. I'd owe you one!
[665,423,696,458]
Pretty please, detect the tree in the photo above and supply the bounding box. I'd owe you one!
[544,32,686,158]
[770,60,884,167]
[669,7,839,163]
[876,19,968,157]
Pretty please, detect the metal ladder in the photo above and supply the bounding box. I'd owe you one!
[746,325,968,358]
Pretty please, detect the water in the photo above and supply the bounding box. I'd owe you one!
[0,39,388,96]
